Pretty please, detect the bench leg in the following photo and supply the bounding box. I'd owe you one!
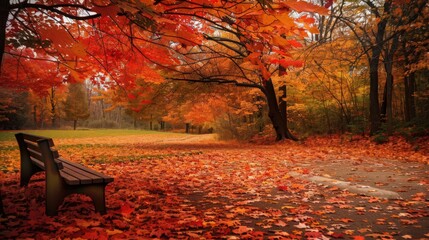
[74,184,107,215]
[46,181,66,216]
[20,164,42,187]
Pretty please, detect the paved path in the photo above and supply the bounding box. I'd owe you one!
[289,171,402,199]
[289,156,429,201]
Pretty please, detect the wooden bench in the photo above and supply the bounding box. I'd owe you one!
[15,133,114,216]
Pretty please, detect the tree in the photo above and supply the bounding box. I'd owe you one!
[0,87,29,129]
[0,0,103,69]
[332,0,428,135]
[63,82,90,130]
[398,2,429,123]
[151,1,328,140]
[2,0,327,140]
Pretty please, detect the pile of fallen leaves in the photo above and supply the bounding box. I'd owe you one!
[1,134,428,239]
[303,134,429,165]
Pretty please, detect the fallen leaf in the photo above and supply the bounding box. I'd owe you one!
[120,202,134,216]
[106,229,123,236]
[294,222,309,229]
[233,226,253,234]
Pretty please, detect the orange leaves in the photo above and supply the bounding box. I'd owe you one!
[232,225,253,235]
[246,52,261,65]
[288,39,303,48]
[281,0,330,15]
[162,24,203,46]
[38,25,87,58]
[270,58,304,68]
[91,5,120,17]
[120,202,134,217]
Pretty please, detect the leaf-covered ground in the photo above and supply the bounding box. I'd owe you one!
[1,134,428,239]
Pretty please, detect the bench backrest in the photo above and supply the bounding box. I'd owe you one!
[16,133,59,160]
[16,133,64,181]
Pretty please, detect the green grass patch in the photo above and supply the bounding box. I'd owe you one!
[0,129,176,142]
[88,151,203,164]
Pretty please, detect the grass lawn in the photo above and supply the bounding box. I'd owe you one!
[0,129,175,142]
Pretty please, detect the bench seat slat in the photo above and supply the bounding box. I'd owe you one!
[61,164,104,184]
[59,171,81,185]
[62,166,103,184]
[58,158,113,183]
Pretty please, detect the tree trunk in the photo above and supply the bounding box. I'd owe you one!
[33,105,38,128]
[368,1,391,135]
[0,189,4,216]
[50,87,56,128]
[73,120,77,130]
[403,36,417,122]
[0,0,9,71]
[369,47,382,135]
[263,79,297,141]
[278,84,298,140]
[404,72,416,122]
[185,123,190,133]
[380,80,388,123]
[381,59,394,133]
[381,34,399,133]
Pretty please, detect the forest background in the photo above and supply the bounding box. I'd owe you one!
[0,0,428,142]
